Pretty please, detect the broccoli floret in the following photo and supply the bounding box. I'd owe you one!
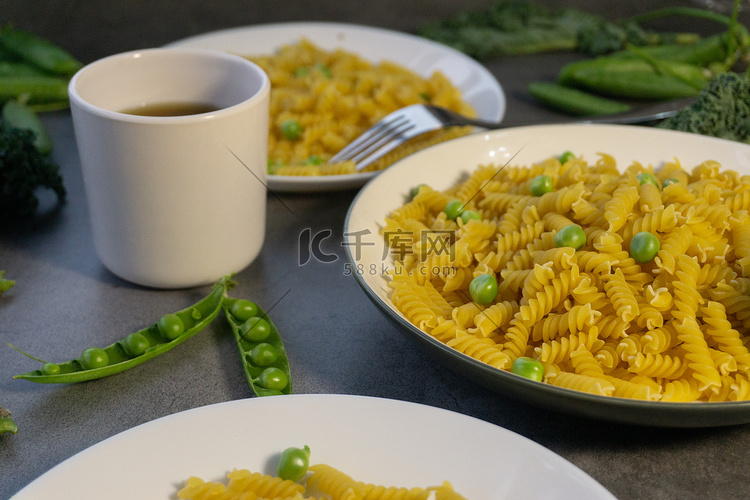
[657,71,750,144]
[0,119,65,219]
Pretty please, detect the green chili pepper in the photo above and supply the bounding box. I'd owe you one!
[0,405,18,436]
[557,57,709,99]
[2,98,53,154]
[0,25,83,76]
[222,296,292,397]
[528,81,631,116]
[12,276,233,383]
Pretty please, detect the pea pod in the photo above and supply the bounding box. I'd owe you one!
[0,25,83,76]
[12,276,234,383]
[0,61,48,77]
[557,57,709,99]
[528,81,631,116]
[0,75,69,105]
[222,296,292,397]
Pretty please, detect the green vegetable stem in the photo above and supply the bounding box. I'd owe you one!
[12,276,233,383]
[222,296,292,396]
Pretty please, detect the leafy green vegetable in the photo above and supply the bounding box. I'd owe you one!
[418,0,699,60]
[0,119,65,219]
[657,71,750,145]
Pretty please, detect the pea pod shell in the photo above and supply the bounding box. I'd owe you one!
[12,276,233,383]
[223,297,292,397]
[0,406,18,435]
[528,81,631,116]
[0,26,83,76]
[557,57,708,99]
[0,75,70,104]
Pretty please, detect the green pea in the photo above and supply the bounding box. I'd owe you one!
[529,174,554,196]
[80,347,109,370]
[554,224,586,250]
[409,184,426,200]
[158,313,185,341]
[469,274,498,305]
[277,445,311,482]
[511,356,544,381]
[444,199,464,220]
[459,210,482,224]
[280,119,302,140]
[303,155,323,165]
[259,366,288,391]
[637,172,660,187]
[662,178,678,188]
[315,64,332,78]
[630,231,660,263]
[249,343,279,366]
[558,151,576,164]
[240,316,271,342]
[229,299,259,322]
[122,332,150,357]
[41,362,60,375]
[294,66,310,77]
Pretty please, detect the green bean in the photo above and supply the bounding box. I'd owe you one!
[0,25,82,76]
[12,276,233,383]
[528,82,631,116]
[222,296,292,397]
[2,99,53,154]
[0,405,18,436]
[0,75,69,105]
[557,57,708,99]
[0,61,47,77]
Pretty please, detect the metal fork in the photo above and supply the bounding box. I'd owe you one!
[329,98,695,171]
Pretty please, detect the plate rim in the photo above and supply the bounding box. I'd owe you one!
[13,393,616,499]
[166,21,506,193]
[344,123,750,427]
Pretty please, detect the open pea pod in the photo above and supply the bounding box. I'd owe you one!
[13,276,234,383]
[222,296,292,397]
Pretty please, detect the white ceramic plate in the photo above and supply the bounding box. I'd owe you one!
[344,124,750,427]
[167,22,505,192]
[12,395,615,500]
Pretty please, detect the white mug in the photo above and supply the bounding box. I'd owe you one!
[69,48,270,288]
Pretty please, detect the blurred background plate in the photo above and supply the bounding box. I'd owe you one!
[345,124,750,427]
[13,394,615,500]
[167,22,505,192]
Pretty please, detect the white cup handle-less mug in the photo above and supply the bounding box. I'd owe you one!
[69,48,270,289]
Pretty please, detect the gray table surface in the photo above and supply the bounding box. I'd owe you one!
[2,1,750,499]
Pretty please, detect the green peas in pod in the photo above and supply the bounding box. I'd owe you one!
[511,357,544,381]
[630,231,660,263]
[249,343,279,366]
[529,174,554,196]
[554,224,586,250]
[158,313,185,341]
[79,347,109,370]
[469,274,498,305]
[259,366,289,391]
[240,316,272,342]
[41,362,60,375]
[229,299,259,322]
[122,332,150,357]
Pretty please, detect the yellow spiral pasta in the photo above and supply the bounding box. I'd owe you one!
[382,152,750,401]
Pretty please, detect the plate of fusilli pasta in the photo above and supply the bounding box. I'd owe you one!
[344,123,750,427]
[167,22,505,192]
[13,395,616,499]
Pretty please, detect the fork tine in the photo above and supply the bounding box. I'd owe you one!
[329,106,416,163]
[354,125,419,171]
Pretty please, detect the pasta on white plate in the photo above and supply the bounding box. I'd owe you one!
[382,152,750,402]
